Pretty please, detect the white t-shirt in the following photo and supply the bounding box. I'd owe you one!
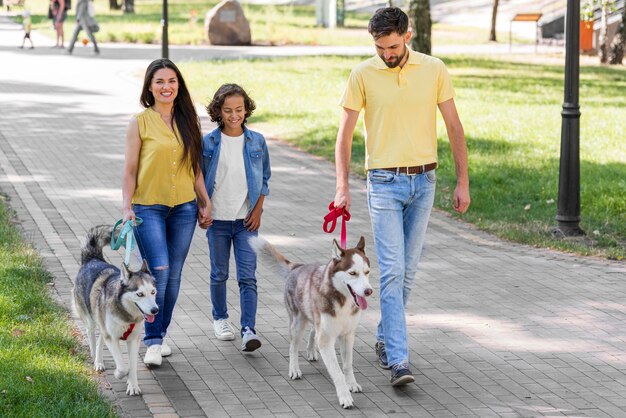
[211,133,249,221]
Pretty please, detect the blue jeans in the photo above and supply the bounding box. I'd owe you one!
[367,169,436,367]
[207,220,258,334]
[133,200,198,347]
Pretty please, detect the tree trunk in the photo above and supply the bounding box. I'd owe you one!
[409,0,432,55]
[599,3,609,63]
[609,4,625,64]
[109,0,121,10]
[489,0,499,41]
[123,0,134,13]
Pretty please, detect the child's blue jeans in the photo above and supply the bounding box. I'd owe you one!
[207,219,258,335]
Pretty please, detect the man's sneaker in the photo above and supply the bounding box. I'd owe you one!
[144,345,162,366]
[214,319,235,341]
[241,327,261,352]
[161,342,172,357]
[375,341,390,369]
[390,362,415,386]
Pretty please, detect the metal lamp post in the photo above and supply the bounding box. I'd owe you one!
[161,0,169,59]
[555,0,584,237]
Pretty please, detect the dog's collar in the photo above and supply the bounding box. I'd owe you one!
[120,323,135,340]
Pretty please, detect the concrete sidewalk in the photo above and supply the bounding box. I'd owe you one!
[2,16,626,418]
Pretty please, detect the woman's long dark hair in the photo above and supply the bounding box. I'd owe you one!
[140,58,202,173]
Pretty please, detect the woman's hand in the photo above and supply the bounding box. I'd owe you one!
[197,200,213,229]
[122,207,135,224]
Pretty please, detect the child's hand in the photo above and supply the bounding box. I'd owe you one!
[197,201,213,229]
[244,208,262,232]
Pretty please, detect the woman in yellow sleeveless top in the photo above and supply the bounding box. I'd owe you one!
[122,59,212,366]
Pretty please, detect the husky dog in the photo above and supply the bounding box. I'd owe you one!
[254,236,373,409]
[72,225,159,396]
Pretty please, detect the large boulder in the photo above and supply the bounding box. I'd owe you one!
[205,0,251,46]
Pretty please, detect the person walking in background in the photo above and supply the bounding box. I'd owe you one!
[68,0,99,55]
[19,11,34,49]
[333,7,470,386]
[122,58,212,367]
[50,0,68,48]
[202,84,271,352]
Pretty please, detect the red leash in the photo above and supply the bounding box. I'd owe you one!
[323,201,351,249]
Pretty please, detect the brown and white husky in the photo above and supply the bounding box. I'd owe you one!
[253,236,373,409]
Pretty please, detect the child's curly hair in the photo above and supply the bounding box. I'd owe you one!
[206,84,256,129]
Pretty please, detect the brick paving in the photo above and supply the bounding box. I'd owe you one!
[1,15,626,418]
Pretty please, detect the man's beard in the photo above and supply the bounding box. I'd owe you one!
[381,46,407,69]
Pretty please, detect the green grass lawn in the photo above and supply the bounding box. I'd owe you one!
[180,56,625,259]
[0,197,115,417]
[20,0,525,46]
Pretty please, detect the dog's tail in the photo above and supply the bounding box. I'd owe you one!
[250,236,292,274]
[81,225,113,264]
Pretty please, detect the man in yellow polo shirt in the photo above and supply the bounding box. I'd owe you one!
[333,7,470,387]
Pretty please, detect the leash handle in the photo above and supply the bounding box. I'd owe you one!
[111,217,143,266]
[323,202,351,249]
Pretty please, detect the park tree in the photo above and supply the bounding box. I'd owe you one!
[409,0,431,55]
[124,0,134,13]
[109,0,134,13]
[489,0,499,41]
[582,0,616,63]
[609,3,625,64]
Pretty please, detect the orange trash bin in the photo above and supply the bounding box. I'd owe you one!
[580,20,594,51]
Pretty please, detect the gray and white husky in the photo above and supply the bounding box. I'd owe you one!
[72,225,158,396]
[254,236,373,409]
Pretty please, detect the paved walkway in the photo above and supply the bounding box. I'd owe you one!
[2,16,626,418]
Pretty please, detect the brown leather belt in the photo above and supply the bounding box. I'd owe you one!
[377,162,438,175]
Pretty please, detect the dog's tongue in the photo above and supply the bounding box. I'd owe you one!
[145,314,156,323]
[356,295,368,310]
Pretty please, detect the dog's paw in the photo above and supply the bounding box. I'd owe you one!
[347,380,362,393]
[337,390,354,409]
[306,350,318,361]
[288,367,303,380]
[114,368,129,380]
[126,381,141,396]
[94,362,106,372]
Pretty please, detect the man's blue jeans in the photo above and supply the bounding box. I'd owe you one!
[133,201,198,347]
[367,169,436,367]
[207,219,258,334]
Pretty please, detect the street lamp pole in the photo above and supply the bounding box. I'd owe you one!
[161,0,169,59]
[555,0,584,237]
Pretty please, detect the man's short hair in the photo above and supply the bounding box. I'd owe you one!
[368,7,409,39]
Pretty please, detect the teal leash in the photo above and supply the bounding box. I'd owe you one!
[111,217,143,266]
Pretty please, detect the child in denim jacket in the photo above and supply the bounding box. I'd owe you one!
[201,83,271,352]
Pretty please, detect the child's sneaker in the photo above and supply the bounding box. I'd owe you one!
[241,327,261,352]
[214,319,235,341]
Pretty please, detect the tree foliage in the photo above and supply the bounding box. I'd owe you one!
[409,0,431,55]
